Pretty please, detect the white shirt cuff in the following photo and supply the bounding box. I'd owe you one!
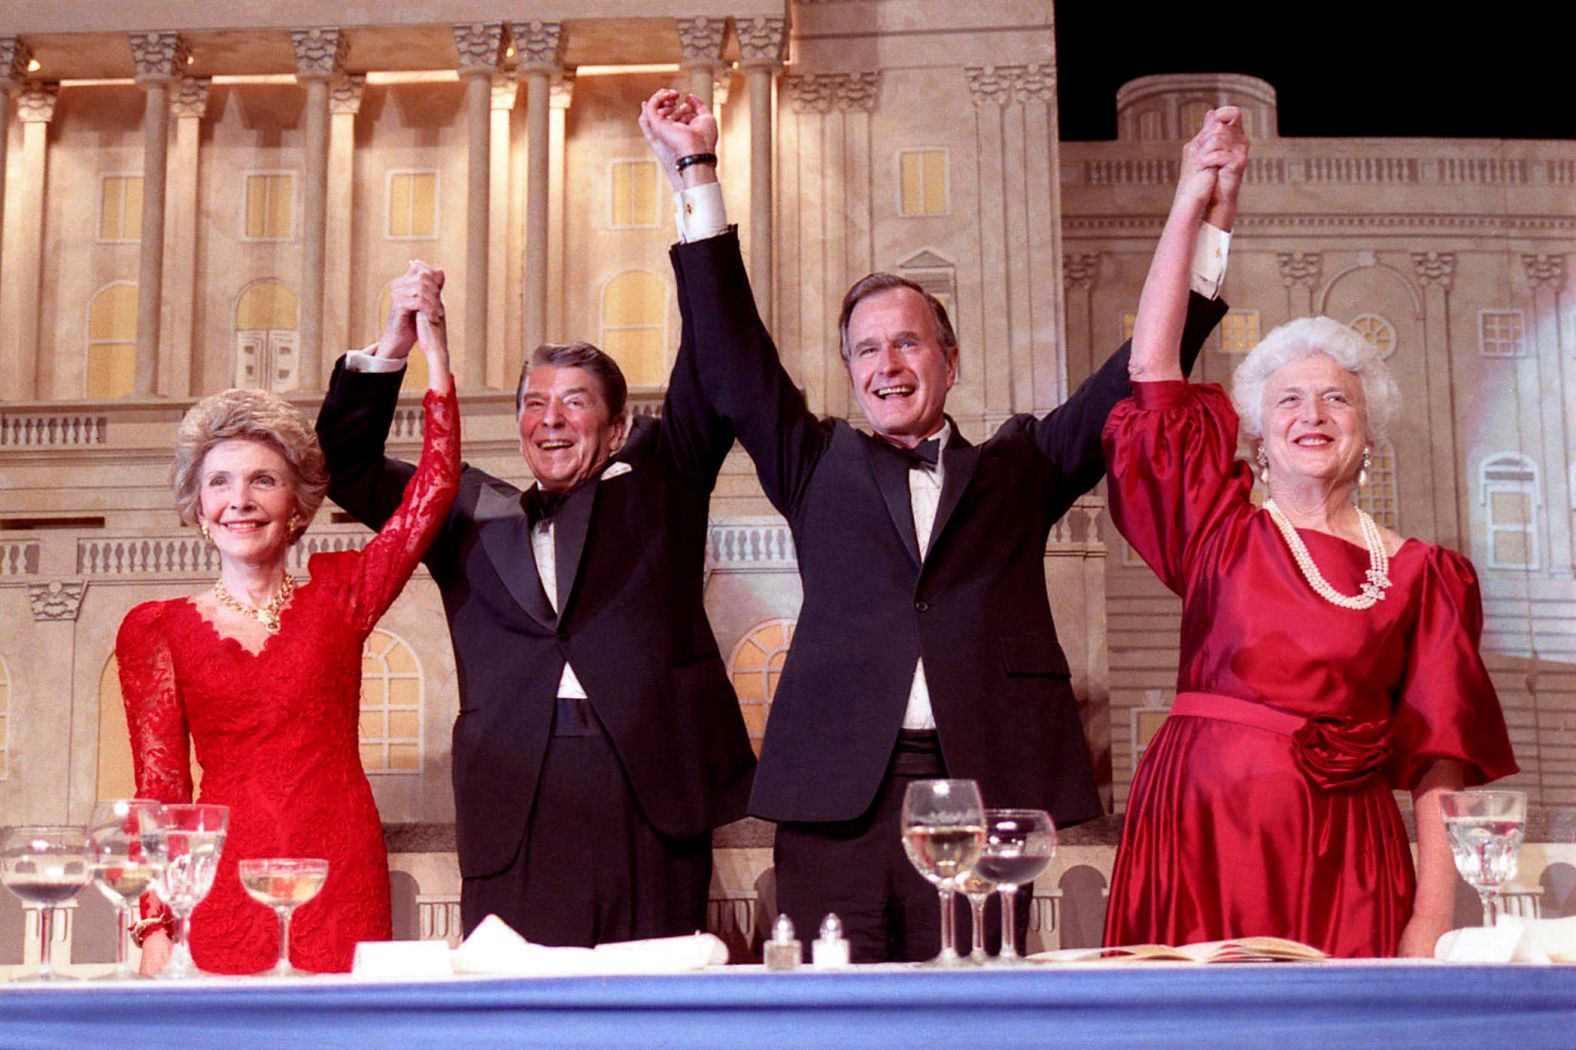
[674,182,729,243]
[345,348,407,374]
[1190,223,1230,300]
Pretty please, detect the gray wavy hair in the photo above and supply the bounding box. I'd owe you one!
[171,388,327,544]
[1230,316,1400,442]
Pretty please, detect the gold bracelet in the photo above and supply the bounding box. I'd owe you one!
[130,916,172,948]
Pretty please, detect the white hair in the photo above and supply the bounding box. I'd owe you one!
[1230,316,1400,442]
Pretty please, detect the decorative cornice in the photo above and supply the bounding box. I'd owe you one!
[965,65,1012,108]
[833,71,879,112]
[735,16,787,68]
[28,581,86,622]
[129,31,189,84]
[965,64,1052,108]
[785,74,832,113]
[169,77,211,119]
[676,17,727,67]
[1522,253,1567,292]
[491,73,519,111]
[785,72,878,114]
[511,21,563,72]
[1062,252,1101,291]
[1277,251,1322,289]
[329,74,365,115]
[291,27,348,81]
[1016,63,1054,104]
[1411,251,1456,290]
[452,21,507,77]
[0,37,33,86]
[549,73,575,111]
[16,82,57,123]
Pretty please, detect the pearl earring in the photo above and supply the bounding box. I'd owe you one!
[1256,445,1270,484]
[1358,446,1372,488]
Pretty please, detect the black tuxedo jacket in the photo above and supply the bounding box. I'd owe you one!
[315,321,756,879]
[670,231,1223,827]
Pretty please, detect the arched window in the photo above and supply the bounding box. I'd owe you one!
[235,280,300,392]
[0,654,10,779]
[359,629,423,774]
[96,653,202,800]
[1349,312,1398,359]
[86,283,138,399]
[1356,439,1399,531]
[600,270,668,388]
[374,283,430,392]
[1479,452,1541,569]
[728,619,795,756]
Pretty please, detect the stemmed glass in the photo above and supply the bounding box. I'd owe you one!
[901,779,985,967]
[973,809,1056,964]
[239,858,329,977]
[957,867,997,965]
[87,799,166,980]
[150,803,229,979]
[1440,789,1526,928]
[0,826,92,982]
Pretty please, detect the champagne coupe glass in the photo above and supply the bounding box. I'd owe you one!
[151,803,229,979]
[239,858,329,977]
[975,809,1056,965]
[1440,789,1526,928]
[901,779,985,967]
[957,868,997,965]
[87,799,165,980]
[0,826,92,982]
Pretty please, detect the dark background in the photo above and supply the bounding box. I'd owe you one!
[1054,4,1575,142]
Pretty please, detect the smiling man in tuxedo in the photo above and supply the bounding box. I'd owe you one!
[315,265,755,946]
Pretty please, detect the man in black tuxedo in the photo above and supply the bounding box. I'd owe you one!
[643,91,1247,960]
[315,264,755,946]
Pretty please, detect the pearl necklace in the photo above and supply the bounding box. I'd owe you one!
[1263,499,1392,610]
[213,573,296,633]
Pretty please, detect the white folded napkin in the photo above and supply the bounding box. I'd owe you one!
[1435,915,1576,963]
[451,914,729,976]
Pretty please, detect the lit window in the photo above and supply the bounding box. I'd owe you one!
[1478,310,1526,358]
[86,283,138,398]
[99,175,144,242]
[1479,452,1540,569]
[1349,313,1397,359]
[234,280,300,392]
[601,270,668,387]
[1218,309,1261,354]
[898,149,949,217]
[1356,440,1399,531]
[1121,311,1137,344]
[728,619,796,756]
[387,171,439,240]
[359,629,423,774]
[244,173,295,240]
[609,160,659,228]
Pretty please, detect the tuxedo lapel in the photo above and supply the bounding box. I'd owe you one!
[865,436,921,567]
[926,427,979,559]
[551,477,598,621]
[475,485,557,627]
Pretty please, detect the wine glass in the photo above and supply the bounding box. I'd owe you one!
[238,858,329,977]
[901,779,985,967]
[87,799,165,980]
[957,868,997,965]
[150,803,229,979]
[0,826,92,982]
[1440,789,1526,928]
[975,809,1056,965]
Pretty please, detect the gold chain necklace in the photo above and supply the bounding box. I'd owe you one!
[1263,499,1391,611]
[213,573,296,633]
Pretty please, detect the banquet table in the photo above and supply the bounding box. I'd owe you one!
[2,963,1573,1049]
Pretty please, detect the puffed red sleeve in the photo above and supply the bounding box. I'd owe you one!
[1101,381,1255,593]
[344,383,461,632]
[1387,547,1519,790]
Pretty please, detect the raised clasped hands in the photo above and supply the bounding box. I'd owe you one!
[1177,106,1250,230]
[639,88,719,190]
[375,260,446,362]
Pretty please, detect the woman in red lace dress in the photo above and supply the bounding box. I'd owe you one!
[118,292,458,975]
[1100,111,1516,957]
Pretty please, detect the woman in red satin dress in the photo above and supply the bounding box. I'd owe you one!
[117,278,458,974]
[1100,111,1516,958]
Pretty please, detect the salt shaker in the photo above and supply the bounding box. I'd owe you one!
[811,913,851,969]
[763,913,802,970]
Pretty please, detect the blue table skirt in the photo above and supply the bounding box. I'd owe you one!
[3,964,1573,1049]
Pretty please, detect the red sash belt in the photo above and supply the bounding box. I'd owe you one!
[1170,692,1392,791]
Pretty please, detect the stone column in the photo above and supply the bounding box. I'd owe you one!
[6,83,56,399]
[736,16,786,329]
[512,20,563,356]
[1061,253,1100,388]
[325,75,364,363]
[166,77,209,396]
[453,22,508,390]
[1522,253,1571,575]
[1016,63,1064,411]
[291,27,348,392]
[130,31,188,397]
[784,74,833,414]
[546,74,574,349]
[965,66,1013,421]
[0,38,32,267]
[1410,251,1461,550]
[1277,252,1321,317]
[488,74,518,390]
[677,17,727,110]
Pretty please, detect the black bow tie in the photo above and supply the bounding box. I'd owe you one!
[886,435,941,469]
[524,486,568,525]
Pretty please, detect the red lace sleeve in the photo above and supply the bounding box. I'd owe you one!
[1101,381,1255,593]
[1387,547,1519,790]
[345,383,461,632]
